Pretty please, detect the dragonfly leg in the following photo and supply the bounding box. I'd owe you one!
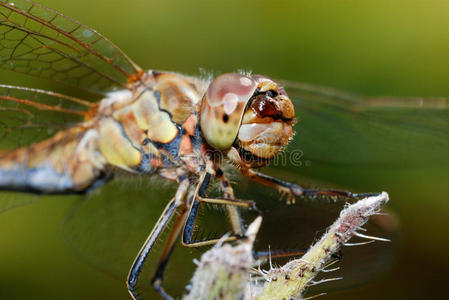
[184,194,307,259]
[196,195,257,209]
[127,177,189,300]
[215,168,235,199]
[218,170,319,261]
[151,198,190,300]
[216,168,245,235]
[182,172,258,248]
[151,171,256,298]
[241,168,380,203]
[180,172,312,273]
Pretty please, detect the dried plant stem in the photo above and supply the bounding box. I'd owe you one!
[183,216,261,300]
[258,192,389,299]
[184,192,390,300]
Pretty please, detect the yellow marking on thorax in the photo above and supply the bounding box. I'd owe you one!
[154,73,205,124]
[97,118,142,171]
[113,90,178,144]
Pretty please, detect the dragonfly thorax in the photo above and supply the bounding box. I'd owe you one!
[95,71,207,174]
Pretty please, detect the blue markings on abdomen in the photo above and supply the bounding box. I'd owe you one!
[0,166,75,193]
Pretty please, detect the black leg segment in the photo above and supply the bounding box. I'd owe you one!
[127,198,177,300]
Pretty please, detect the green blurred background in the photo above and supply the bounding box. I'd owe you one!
[1,0,449,299]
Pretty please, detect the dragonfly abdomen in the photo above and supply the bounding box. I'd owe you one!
[0,126,105,193]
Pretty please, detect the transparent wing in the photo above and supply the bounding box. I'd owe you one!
[0,84,91,150]
[0,190,38,213]
[238,177,397,296]
[0,84,94,212]
[62,178,199,299]
[0,0,143,94]
[11,80,448,296]
[61,174,397,298]
[280,80,449,168]
[260,79,449,294]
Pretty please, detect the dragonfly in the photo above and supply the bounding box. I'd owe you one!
[0,0,447,299]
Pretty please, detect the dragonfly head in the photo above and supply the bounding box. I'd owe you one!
[200,73,295,167]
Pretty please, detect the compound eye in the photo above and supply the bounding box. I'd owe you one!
[200,73,257,150]
[206,73,256,109]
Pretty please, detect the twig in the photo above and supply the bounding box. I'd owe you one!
[184,217,261,300]
[184,192,390,300]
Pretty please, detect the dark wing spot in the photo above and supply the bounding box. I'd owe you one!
[222,114,229,123]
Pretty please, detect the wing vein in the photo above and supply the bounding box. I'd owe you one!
[0,0,144,93]
[0,94,86,115]
[0,84,95,107]
[1,1,139,77]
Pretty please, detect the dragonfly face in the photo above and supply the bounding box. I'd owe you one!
[200,73,295,168]
[0,1,407,299]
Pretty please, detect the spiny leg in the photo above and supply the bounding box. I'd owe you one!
[151,197,190,300]
[216,168,245,236]
[181,172,314,274]
[127,177,189,300]
[182,172,257,248]
[184,197,308,263]
[241,168,380,204]
[221,170,307,261]
[215,168,234,199]
[127,197,177,300]
[135,171,255,299]
[240,169,379,260]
